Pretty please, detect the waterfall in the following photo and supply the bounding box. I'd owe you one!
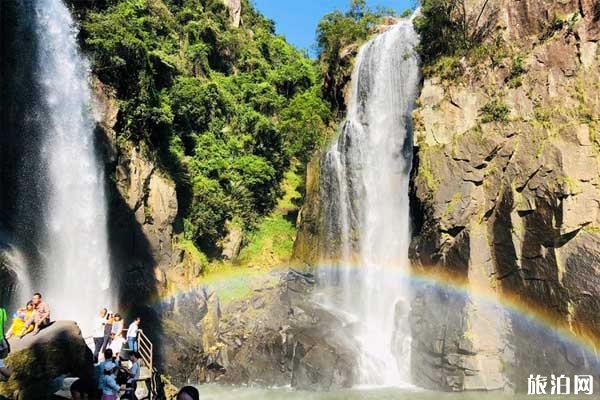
[319,22,420,386]
[24,0,112,334]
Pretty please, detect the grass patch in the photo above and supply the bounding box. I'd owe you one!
[237,168,302,268]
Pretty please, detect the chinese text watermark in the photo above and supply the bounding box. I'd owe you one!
[528,374,594,395]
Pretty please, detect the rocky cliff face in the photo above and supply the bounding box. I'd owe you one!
[410,0,600,391]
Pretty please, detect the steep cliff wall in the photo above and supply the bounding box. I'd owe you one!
[411,0,600,391]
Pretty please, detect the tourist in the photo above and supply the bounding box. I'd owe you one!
[19,292,51,337]
[99,366,123,400]
[122,352,141,400]
[126,317,141,353]
[5,302,34,339]
[101,311,114,354]
[70,376,95,400]
[177,386,200,400]
[93,308,110,363]
[0,307,12,382]
[109,332,127,359]
[95,349,117,397]
[111,313,124,337]
[99,349,116,371]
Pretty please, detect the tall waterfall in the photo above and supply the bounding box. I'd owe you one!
[27,0,112,334]
[319,22,420,385]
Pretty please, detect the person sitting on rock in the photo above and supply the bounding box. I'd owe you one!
[19,293,51,338]
[177,386,200,400]
[5,301,34,339]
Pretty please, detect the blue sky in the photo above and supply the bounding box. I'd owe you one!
[251,0,414,56]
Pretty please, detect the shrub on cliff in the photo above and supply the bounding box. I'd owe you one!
[414,0,500,70]
[316,0,394,114]
[75,0,332,252]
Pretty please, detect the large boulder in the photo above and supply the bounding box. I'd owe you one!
[0,321,94,400]
[219,270,358,390]
[161,287,226,385]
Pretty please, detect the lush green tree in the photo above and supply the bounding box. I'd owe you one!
[78,0,334,254]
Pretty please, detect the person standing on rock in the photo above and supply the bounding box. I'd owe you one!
[93,308,110,363]
[19,293,50,338]
[126,317,141,353]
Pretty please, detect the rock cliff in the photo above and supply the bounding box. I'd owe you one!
[410,0,600,391]
[0,321,94,400]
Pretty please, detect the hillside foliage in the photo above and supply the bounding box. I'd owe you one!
[75,0,333,253]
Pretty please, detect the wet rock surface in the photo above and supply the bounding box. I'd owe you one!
[0,321,94,400]
[160,270,358,390]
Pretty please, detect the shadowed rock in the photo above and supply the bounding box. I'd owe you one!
[0,321,93,400]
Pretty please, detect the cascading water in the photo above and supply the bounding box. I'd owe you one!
[319,21,420,386]
[25,0,112,334]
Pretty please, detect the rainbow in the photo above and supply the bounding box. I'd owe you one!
[148,262,600,359]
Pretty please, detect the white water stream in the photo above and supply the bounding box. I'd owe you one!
[320,22,420,385]
[28,0,112,335]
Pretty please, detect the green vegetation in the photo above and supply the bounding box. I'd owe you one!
[237,168,302,267]
[507,55,526,88]
[414,0,500,75]
[480,99,510,122]
[77,0,334,254]
[316,0,396,114]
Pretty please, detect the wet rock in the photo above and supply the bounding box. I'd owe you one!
[0,321,94,400]
[161,288,223,385]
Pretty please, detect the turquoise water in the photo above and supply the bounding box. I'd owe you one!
[196,385,581,399]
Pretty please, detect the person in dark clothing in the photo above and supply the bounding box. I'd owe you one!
[100,312,113,354]
[177,386,199,400]
[70,377,96,400]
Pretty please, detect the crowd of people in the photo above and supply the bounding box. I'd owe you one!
[0,296,201,399]
[92,308,141,364]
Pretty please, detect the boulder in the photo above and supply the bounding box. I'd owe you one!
[0,321,94,400]
[160,288,225,385]
[219,270,358,390]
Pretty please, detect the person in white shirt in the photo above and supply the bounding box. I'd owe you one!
[109,333,127,359]
[93,308,109,363]
[126,317,141,353]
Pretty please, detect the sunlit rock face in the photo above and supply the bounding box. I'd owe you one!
[410,0,600,392]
